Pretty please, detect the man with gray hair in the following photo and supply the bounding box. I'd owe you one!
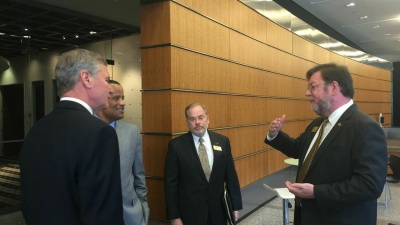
[20,48,124,225]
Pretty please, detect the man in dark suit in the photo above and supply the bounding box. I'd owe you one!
[265,63,387,225]
[165,103,242,225]
[20,49,124,225]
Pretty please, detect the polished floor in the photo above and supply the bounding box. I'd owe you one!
[1,166,399,225]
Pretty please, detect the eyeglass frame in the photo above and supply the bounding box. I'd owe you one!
[307,82,327,91]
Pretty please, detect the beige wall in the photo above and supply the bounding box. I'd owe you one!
[0,35,142,134]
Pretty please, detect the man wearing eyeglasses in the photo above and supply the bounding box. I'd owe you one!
[265,63,387,225]
[164,103,242,225]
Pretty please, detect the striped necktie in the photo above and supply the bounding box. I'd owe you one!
[198,137,211,181]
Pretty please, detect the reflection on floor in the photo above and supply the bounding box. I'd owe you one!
[0,166,399,225]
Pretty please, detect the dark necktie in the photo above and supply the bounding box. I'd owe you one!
[295,118,328,206]
[198,137,211,181]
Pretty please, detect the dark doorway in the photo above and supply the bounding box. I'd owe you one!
[0,84,24,160]
[32,81,45,122]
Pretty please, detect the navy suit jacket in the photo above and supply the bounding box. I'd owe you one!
[165,131,242,225]
[265,104,387,225]
[20,100,124,225]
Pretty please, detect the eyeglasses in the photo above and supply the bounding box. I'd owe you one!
[307,82,326,91]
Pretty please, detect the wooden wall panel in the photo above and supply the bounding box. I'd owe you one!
[354,90,391,102]
[330,52,345,65]
[176,0,230,26]
[230,0,267,42]
[292,35,313,61]
[229,125,270,158]
[292,57,316,79]
[142,92,172,133]
[266,20,293,53]
[143,135,172,177]
[146,179,166,221]
[170,2,230,59]
[141,47,171,89]
[171,48,231,92]
[313,44,331,64]
[140,2,171,47]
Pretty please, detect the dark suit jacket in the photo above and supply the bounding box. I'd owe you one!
[165,131,242,225]
[265,104,387,225]
[20,100,124,225]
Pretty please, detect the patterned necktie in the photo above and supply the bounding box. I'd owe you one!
[295,118,328,206]
[198,137,211,181]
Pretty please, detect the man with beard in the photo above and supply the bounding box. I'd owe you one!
[264,63,387,225]
[96,80,149,225]
[164,103,242,225]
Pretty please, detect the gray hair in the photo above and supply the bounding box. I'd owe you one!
[55,49,107,96]
[185,103,208,119]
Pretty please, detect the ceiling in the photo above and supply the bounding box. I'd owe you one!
[0,0,399,65]
[0,0,140,60]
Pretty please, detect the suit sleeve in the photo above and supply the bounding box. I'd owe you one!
[132,126,149,224]
[164,141,181,220]
[78,125,124,224]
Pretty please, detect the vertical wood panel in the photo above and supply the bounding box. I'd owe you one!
[140,2,171,47]
[266,20,293,53]
[293,35,313,61]
[171,2,230,58]
[142,47,171,89]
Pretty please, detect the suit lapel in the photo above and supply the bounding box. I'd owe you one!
[308,104,357,172]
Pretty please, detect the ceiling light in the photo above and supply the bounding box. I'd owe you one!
[62,36,66,40]
[75,34,79,38]
[23,35,31,39]
[89,31,97,35]
[384,33,391,36]
[0,32,5,35]
[360,16,368,19]
[24,28,28,31]
[346,3,355,7]
[42,47,48,50]
[372,25,380,29]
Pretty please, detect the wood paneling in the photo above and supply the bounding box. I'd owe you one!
[313,44,330,64]
[143,135,172,177]
[146,179,166,221]
[141,47,172,89]
[230,0,267,42]
[140,2,171,47]
[266,20,292,53]
[170,2,230,59]
[176,0,230,26]
[171,48,231,92]
[292,35,313,61]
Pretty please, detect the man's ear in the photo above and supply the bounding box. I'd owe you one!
[80,70,92,88]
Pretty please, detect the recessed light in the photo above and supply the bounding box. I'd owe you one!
[75,34,79,38]
[23,35,31,39]
[62,36,66,40]
[42,47,48,50]
[24,28,28,31]
[384,33,391,36]
[360,16,368,19]
[0,32,5,35]
[346,3,355,7]
[89,31,97,35]
[372,25,380,29]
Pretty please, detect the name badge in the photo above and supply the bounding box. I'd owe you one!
[311,127,319,132]
[213,145,222,151]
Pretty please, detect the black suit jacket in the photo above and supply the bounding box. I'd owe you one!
[265,104,387,225]
[165,131,242,225]
[20,101,124,225]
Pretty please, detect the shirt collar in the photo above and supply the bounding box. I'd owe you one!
[192,130,210,143]
[328,99,353,125]
[60,97,93,115]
